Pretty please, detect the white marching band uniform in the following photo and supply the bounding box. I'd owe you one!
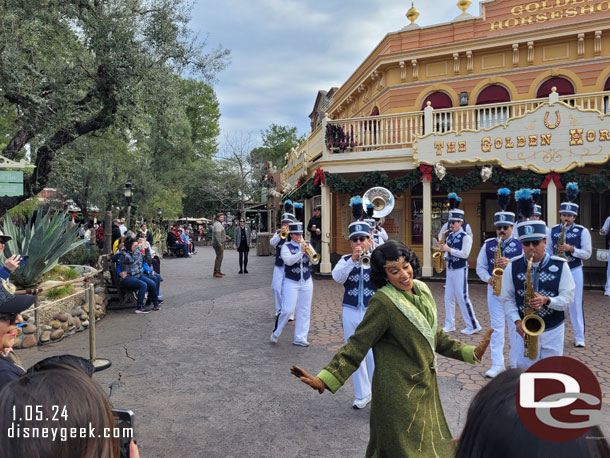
[443,212,481,333]
[547,210,591,347]
[602,216,610,296]
[476,236,522,370]
[272,240,313,345]
[269,230,286,316]
[501,253,574,369]
[332,254,376,404]
[372,226,388,246]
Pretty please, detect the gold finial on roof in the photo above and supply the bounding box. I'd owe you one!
[406,2,419,24]
[457,0,471,13]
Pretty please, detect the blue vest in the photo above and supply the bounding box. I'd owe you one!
[283,242,311,281]
[372,234,384,246]
[484,237,523,276]
[510,254,565,331]
[550,224,584,269]
[340,255,377,309]
[447,231,468,269]
[274,231,286,267]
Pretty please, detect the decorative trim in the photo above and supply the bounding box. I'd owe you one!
[512,43,519,67]
[578,33,585,58]
[411,59,418,81]
[542,42,570,62]
[481,53,506,71]
[425,61,448,78]
[594,31,602,56]
[527,41,535,65]
[453,53,460,74]
[466,51,473,73]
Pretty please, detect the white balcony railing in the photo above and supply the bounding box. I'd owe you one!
[325,91,610,152]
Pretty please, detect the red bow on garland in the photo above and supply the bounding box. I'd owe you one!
[540,172,563,190]
[297,178,303,187]
[313,168,326,186]
[419,165,433,182]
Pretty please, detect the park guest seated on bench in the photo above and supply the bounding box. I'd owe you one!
[117,236,160,314]
[166,227,189,257]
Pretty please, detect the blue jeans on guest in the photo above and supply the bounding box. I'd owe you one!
[144,272,162,297]
[120,275,158,307]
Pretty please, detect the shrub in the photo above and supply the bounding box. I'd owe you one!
[46,285,74,301]
[58,245,101,267]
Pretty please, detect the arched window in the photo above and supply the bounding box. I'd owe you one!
[421,92,453,133]
[476,85,511,128]
[536,77,575,98]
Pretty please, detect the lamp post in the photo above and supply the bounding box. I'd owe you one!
[157,207,163,228]
[124,183,133,229]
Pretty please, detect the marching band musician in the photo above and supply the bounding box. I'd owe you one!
[269,201,296,317]
[440,208,481,334]
[475,188,522,377]
[599,215,610,296]
[270,221,313,347]
[363,203,387,246]
[331,198,377,409]
[501,189,574,369]
[546,183,591,348]
[438,193,473,240]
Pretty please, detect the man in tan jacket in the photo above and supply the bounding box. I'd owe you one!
[212,213,226,278]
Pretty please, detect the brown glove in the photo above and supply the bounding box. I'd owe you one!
[290,365,325,394]
[473,329,494,362]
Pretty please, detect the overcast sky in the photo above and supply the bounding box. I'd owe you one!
[190,0,484,145]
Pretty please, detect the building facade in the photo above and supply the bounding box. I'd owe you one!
[282,0,610,277]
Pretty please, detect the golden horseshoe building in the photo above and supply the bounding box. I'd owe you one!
[281,0,610,278]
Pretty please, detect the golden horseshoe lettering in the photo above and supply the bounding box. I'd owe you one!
[544,110,561,129]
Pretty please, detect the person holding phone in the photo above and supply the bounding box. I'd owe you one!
[0,364,140,457]
[0,231,24,280]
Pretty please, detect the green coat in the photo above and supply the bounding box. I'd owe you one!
[318,280,477,458]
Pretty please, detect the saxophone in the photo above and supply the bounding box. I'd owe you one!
[433,229,449,273]
[492,237,504,296]
[555,222,569,261]
[522,254,546,360]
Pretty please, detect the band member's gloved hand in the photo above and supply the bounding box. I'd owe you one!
[290,366,325,394]
[473,329,494,362]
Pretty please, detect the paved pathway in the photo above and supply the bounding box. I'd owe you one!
[17,247,610,457]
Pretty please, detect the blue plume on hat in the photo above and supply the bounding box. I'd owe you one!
[283,200,293,213]
[497,188,511,211]
[294,202,303,221]
[531,189,541,205]
[366,203,374,219]
[350,196,364,220]
[515,188,534,219]
[566,182,579,202]
[448,192,460,209]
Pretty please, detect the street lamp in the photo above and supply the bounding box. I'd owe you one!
[157,207,163,227]
[123,183,133,228]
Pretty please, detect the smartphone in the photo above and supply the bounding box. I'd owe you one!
[112,409,135,458]
[19,256,29,265]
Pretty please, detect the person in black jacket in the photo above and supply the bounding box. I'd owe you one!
[111,218,122,244]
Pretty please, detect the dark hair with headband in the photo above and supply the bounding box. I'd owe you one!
[370,240,421,288]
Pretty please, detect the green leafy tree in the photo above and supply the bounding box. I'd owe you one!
[0,0,229,215]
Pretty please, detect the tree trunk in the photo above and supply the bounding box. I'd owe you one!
[103,206,113,255]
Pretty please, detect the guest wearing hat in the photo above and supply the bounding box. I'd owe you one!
[307,205,322,273]
[439,209,481,335]
[330,198,376,409]
[270,221,313,346]
[501,189,575,369]
[546,183,591,348]
[438,193,473,240]
[475,189,523,377]
[0,283,37,389]
[270,202,296,317]
[0,232,23,282]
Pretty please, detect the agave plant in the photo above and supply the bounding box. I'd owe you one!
[1,210,87,288]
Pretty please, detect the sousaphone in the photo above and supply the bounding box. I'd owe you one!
[362,187,395,218]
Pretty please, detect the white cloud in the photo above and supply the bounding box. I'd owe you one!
[190,0,484,144]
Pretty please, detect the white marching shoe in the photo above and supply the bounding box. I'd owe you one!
[352,394,372,409]
[485,366,505,378]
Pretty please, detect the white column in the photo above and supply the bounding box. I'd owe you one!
[547,180,558,227]
[320,184,332,274]
[422,178,433,277]
[304,198,312,242]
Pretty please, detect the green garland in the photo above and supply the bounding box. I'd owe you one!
[287,164,610,201]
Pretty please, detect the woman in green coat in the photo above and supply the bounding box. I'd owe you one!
[291,241,492,458]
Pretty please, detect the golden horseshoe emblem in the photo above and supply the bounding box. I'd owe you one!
[544,110,561,129]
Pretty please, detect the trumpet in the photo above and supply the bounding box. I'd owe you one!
[360,249,372,269]
[279,227,289,239]
[302,242,320,265]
